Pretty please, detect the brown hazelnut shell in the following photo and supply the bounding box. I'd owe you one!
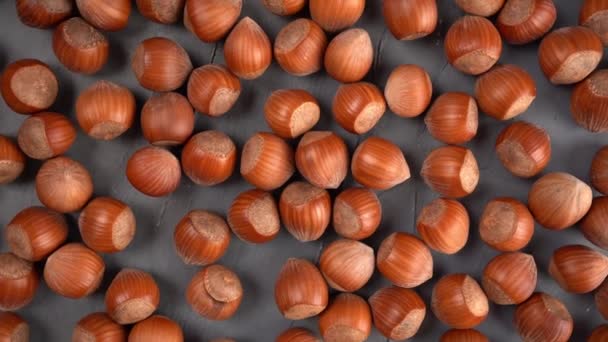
[479,197,534,251]
[227,189,280,244]
[105,268,160,324]
[496,0,557,44]
[571,69,608,132]
[224,17,272,80]
[131,37,193,92]
[43,243,104,299]
[421,146,479,198]
[274,19,327,76]
[580,0,608,45]
[187,64,241,117]
[181,131,237,186]
[5,206,68,261]
[333,82,386,135]
[75,0,131,31]
[318,293,371,342]
[324,28,373,83]
[35,156,93,213]
[274,258,328,320]
[384,64,433,118]
[185,0,242,43]
[240,132,294,191]
[444,16,502,75]
[495,121,551,178]
[528,172,592,230]
[263,0,306,15]
[79,197,136,253]
[0,136,25,185]
[368,286,426,340]
[0,253,38,310]
[454,0,505,16]
[174,210,231,265]
[276,327,320,342]
[351,136,410,190]
[475,64,537,120]
[383,0,437,40]
[16,0,73,28]
[279,181,331,242]
[425,92,478,144]
[538,26,603,85]
[72,312,126,342]
[264,89,320,139]
[186,264,243,320]
[592,146,608,194]
[141,92,194,146]
[1,59,58,114]
[18,112,76,160]
[295,131,349,189]
[128,315,183,342]
[595,280,608,319]
[319,239,374,292]
[440,329,489,342]
[482,252,537,305]
[548,244,608,293]
[431,274,489,329]
[136,0,185,24]
[75,80,136,140]
[589,325,608,342]
[52,17,109,74]
[377,232,433,288]
[0,311,29,342]
[333,187,382,240]
[126,146,181,197]
[309,0,364,32]
[580,196,608,250]
[416,198,469,254]
[514,293,573,342]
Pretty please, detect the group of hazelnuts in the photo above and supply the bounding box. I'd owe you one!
[1,0,608,341]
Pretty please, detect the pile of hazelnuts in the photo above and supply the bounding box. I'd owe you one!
[1,0,608,341]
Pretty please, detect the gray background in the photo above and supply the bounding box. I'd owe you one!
[0,0,606,341]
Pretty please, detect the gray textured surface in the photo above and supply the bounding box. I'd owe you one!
[0,0,606,341]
